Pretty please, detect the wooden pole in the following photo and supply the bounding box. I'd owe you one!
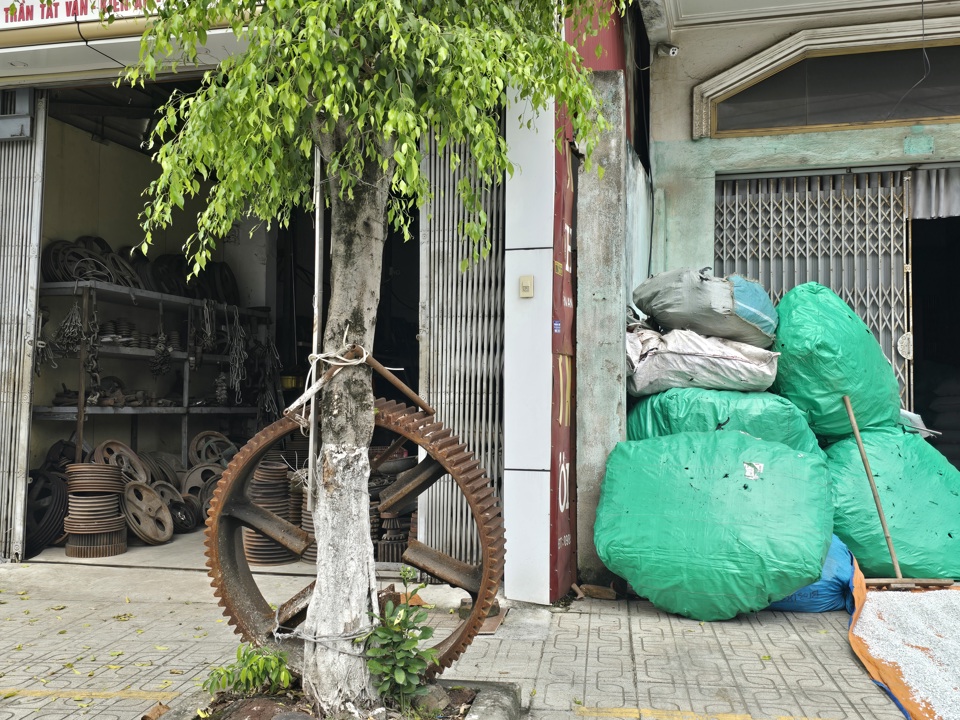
[842,395,903,580]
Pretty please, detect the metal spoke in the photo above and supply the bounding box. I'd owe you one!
[377,456,448,515]
[223,499,311,556]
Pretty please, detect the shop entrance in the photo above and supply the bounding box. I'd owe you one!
[23,77,473,578]
[909,216,960,468]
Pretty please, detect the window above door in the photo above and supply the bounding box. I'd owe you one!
[694,17,960,138]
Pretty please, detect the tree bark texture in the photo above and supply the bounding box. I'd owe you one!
[303,121,390,714]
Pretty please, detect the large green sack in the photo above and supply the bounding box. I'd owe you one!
[627,388,822,456]
[826,426,960,579]
[772,283,900,440]
[595,432,833,621]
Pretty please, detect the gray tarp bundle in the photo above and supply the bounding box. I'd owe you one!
[633,268,778,348]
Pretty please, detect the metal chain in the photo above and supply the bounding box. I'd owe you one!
[52,301,84,354]
[202,300,216,351]
[150,303,171,377]
[82,297,101,391]
[228,306,248,404]
[215,371,228,405]
[253,335,283,426]
[33,306,57,376]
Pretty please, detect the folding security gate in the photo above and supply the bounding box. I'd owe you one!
[0,91,46,561]
[715,171,913,409]
[418,139,505,565]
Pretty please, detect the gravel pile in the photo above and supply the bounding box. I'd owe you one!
[853,589,960,719]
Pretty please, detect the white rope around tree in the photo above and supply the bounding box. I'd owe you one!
[283,328,370,428]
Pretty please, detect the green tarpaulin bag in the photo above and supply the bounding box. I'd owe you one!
[595,432,833,621]
[627,388,822,456]
[772,283,901,441]
[826,426,960,579]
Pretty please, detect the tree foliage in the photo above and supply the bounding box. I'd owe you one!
[111,0,624,268]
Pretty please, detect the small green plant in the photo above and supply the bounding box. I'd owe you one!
[202,643,293,696]
[365,566,438,711]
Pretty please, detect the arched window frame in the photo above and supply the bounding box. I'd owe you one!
[693,17,960,139]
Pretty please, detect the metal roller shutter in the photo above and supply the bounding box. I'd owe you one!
[0,90,46,561]
[715,171,913,409]
[418,134,505,565]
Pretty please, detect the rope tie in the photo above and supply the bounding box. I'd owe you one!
[284,326,369,429]
[272,606,374,656]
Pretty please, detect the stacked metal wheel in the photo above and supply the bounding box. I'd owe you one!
[280,434,310,469]
[369,453,416,563]
[242,462,296,566]
[64,464,127,558]
[288,476,303,533]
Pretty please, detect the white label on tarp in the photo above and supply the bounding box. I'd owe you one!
[743,462,763,480]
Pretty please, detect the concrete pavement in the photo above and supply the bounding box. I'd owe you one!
[0,546,904,720]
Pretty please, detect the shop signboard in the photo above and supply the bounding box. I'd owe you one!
[2,0,145,29]
[549,131,576,602]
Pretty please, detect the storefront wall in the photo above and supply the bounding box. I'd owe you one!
[648,10,960,272]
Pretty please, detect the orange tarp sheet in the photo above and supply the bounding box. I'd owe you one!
[848,559,959,720]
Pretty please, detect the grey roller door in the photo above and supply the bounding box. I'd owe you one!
[0,90,46,561]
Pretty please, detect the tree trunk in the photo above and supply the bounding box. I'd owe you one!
[302,122,390,714]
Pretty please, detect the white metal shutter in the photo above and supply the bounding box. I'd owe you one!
[715,171,912,408]
[0,92,46,561]
[418,138,505,565]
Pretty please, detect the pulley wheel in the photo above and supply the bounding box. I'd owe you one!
[170,501,197,534]
[204,397,505,677]
[151,481,184,506]
[182,464,223,498]
[92,441,150,485]
[122,482,173,545]
[24,470,68,559]
[189,431,238,468]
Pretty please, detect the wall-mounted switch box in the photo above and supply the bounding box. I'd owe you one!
[519,275,534,298]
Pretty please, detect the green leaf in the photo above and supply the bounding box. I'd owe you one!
[394,667,406,685]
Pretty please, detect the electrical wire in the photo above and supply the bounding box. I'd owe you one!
[884,0,930,121]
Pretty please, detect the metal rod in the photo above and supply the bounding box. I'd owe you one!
[307,147,324,513]
[364,351,435,416]
[843,395,903,580]
[75,287,90,464]
[370,435,408,473]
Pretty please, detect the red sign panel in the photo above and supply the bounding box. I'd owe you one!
[549,133,577,602]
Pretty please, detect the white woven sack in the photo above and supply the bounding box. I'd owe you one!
[626,327,779,397]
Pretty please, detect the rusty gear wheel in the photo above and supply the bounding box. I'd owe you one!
[204,397,505,677]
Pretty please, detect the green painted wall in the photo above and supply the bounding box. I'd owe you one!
[650,123,960,272]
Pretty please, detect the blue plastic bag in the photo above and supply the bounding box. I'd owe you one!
[729,275,778,338]
[768,535,855,613]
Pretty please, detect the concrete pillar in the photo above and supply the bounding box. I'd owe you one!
[575,71,628,585]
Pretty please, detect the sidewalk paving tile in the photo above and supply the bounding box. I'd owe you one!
[1,559,915,720]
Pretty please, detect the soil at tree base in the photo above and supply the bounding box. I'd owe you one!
[195,686,475,720]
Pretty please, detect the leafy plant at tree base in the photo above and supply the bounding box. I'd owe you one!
[365,566,438,711]
[202,643,294,696]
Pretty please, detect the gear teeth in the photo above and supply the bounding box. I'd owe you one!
[207,400,505,680]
